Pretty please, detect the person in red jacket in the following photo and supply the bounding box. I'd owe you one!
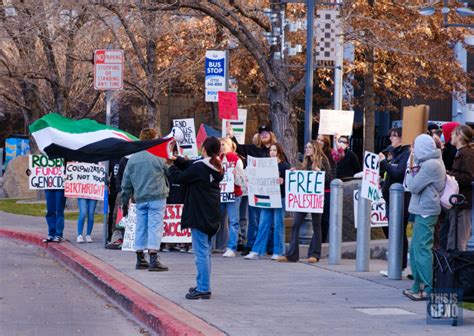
[219,138,245,257]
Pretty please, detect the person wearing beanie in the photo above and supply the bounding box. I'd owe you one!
[404,134,446,301]
[441,121,460,171]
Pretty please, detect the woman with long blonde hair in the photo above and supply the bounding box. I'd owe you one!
[278,140,332,263]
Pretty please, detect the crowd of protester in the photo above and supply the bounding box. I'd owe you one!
[41,120,473,301]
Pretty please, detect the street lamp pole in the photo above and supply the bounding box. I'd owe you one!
[304,0,315,145]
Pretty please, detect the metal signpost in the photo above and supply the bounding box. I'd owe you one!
[94,49,124,247]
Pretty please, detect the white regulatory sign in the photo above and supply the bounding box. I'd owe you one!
[94,49,124,90]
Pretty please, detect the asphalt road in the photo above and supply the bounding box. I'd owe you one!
[0,239,149,336]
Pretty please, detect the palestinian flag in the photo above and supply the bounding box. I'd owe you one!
[254,194,271,207]
[29,113,175,163]
[226,120,244,133]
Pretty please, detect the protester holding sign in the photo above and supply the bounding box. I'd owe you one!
[172,137,223,300]
[219,138,245,258]
[76,197,98,243]
[378,127,411,275]
[335,136,361,179]
[403,134,446,301]
[245,143,290,260]
[227,124,279,256]
[121,128,170,272]
[278,141,332,263]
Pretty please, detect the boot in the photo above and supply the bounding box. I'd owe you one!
[135,251,149,269]
[148,253,168,272]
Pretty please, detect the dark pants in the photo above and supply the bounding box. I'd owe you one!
[286,212,322,261]
[107,190,118,241]
[321,191,331,243]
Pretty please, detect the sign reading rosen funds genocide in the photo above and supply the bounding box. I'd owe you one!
[162,204,191,243]
[64,162,106,201]
[285,170,325,213]
[28,155,64,190]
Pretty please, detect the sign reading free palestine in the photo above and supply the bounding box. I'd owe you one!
[205,50,227,102]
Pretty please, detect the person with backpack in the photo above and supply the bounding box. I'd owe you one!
[403,134,446,301]
[173,137,224,300]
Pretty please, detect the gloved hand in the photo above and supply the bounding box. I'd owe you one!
[122,204,128,217]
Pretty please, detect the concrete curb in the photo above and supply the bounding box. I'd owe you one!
[0,228,225,336]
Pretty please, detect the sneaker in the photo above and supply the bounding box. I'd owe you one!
[271,254,280,260]
[188,287,212,295]
[187,248,194,254]
[77,235,84,243]
[379,270,388,277]
[42,236,54,243]
[244,252,259,260]
[161,248,170,252]
[85,235,93,243]
[307,257,319,263]
[222,249,236,258]
[51,236,62,243]
[185,289,211,300]
[179,248,188,253]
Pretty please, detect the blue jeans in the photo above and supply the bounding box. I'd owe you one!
[221,196,242,251]
[45,190,66,238]
[135,199,166,251]
[251,198,285,256]
[245,206,261,249]
[77,198,98,236]
[191,228,212,293]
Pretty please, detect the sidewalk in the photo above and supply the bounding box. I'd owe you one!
[1,211,473,336]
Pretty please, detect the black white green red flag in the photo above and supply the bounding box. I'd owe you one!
[29,113,175,162]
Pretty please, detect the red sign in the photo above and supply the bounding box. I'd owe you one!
[94,50,124,90]
[218,91,238,120]
[196,124,207,150]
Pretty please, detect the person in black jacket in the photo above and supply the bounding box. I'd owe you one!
[335,136,361,179]
[173,137,224,300]
[378,127,411,274]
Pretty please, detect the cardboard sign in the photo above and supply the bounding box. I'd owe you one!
[162,204,192,243]
[361,151,381,202]
[401,105,429,146]
[222,108,247,144]
[173,118,198,158]
[121,204,137,251]
[28,155,64,190]
[220,167,235,203]
[64,162,106,201]
[218,91,238,120]
[318,109,354,136]
[285,170,325,213]
[246,156,281,208]
[353,190,388,228]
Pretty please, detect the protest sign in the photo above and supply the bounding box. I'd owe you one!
[318,109,354,136]
[246,156,281,208]
[121,204,137,251]
[162,204,192,243]
[218,91,238,120]
[401,105,429,146]
[28,155,64,190]
[353,190,388,228]
[285,170,325,213]
[173,118,198,157]
[222,108,247,144]
[220,167,235,203]
[64,162,106,201]
[361,151,381,202]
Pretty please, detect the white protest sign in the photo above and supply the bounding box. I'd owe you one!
[222,108,247,144]
[162,204,192,243]
[361,151,381,202]
[94,49,123,90]
[28,155,64,190]
[246,156,281,208]
[318,109,354,136]
[285,170,325,213]
[205,50,227,102]
[122,204,137,251]
[353,190,388,228]
[173,118,198,158]
[220,167,235,203]
[64,162,106,201]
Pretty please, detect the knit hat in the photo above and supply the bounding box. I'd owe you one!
[441,121,460,144]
